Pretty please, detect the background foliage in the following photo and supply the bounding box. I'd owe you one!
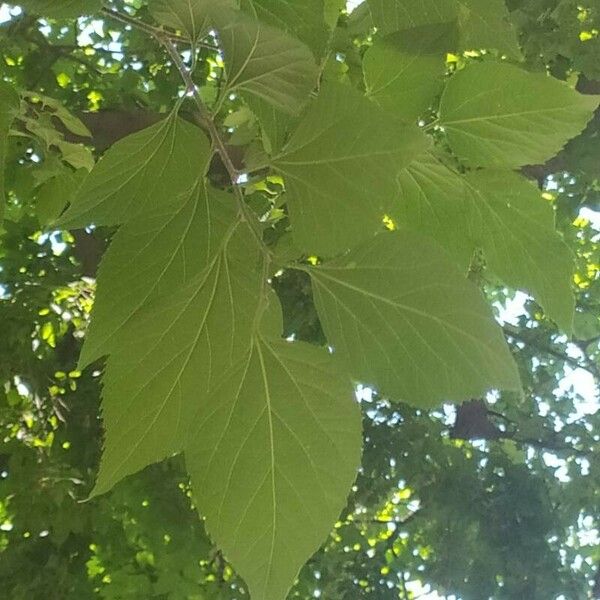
[1,1,600,599]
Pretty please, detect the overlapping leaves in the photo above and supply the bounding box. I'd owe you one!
[0,81,20,220]
[367,0,521,58]
[21,2,600,599]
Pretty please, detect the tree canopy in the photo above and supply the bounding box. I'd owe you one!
[1,1,600,599]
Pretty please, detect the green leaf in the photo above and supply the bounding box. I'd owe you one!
[367,0,456,35]
[324,0,346,27]
[464,170,575,333]
[0,81,20,220]
[78,181,237,368]
[273,82,430,256]
[58,115,209,228]
[148,0,234,41]
[367,0,521,58]
[364,23,457,122]
[308,230,520,406]
[242,0,330,58]
[185,336,361,600]
[217,12,318,114]
[245,95,295,155]
[440,61,599,168]
[455,0,521,60]
[91,202,267,496]
[55,141,95,172]
[36,169,86,226]
[395,152,473,271]
[22,91,91,138]
[395,155,576,332]
[15,0,101,18]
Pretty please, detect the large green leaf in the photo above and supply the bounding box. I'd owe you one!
[217,12,318,114]
[367,0,456,34]
[308,230,520,407]
[364,23,457,122]
[186,336,361,600]
[273,83,430,256]
[242,0,330,59]
[464,170,575,333]
[78,181,237,368]
[58,115,208,228]
[149,0,235,40]
[15,0,101,17]
[455,0,520,59]
[367,0,520,58]
[0,81,20,220]
[440,61,599,168]
[395,152,472,271]
[395,155,575,331]
[91,207,267,497]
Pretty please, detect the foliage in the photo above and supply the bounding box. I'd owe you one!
[1,1,600,599]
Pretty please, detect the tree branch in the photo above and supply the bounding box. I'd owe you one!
[503,323,600,380]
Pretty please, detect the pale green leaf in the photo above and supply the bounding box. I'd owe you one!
[148,0,234,40]
[464,170,575,333]
[217,12,318,114]
[273,82,430,256]
[440,61,599,168]
[395,152,473,270]
[22,92,92,138]
[91,205,267,496]
[15,0,101,18]
[367,0,456,35]
[56,141,95,172]
[242,0,330,58]
[364,23,457,122]
[78,181,236,368]
[0,81,20,220]
[58,115,209,228]
[324,0,346,27]
[309,230,520,406]
[394,155,576,332]
[186,337,361,600]
[367,0,521,58]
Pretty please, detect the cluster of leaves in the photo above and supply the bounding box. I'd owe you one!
[1,1,600,599]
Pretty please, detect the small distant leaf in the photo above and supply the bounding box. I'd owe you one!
[91,203,266,497]
[36,169,86,226]
[0,80,20,219]
[186,336,361,600]
[58,115,209,228]
[309,230,520,406]
[216,12,318,114]
[245,95,296,155]
[273,82,430,255]
[440,61,599,168]
[22,92,91,138]
[55,141,95,172]
[364,23,457,121]
[464,170,575,333]
[16,0,101,18]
